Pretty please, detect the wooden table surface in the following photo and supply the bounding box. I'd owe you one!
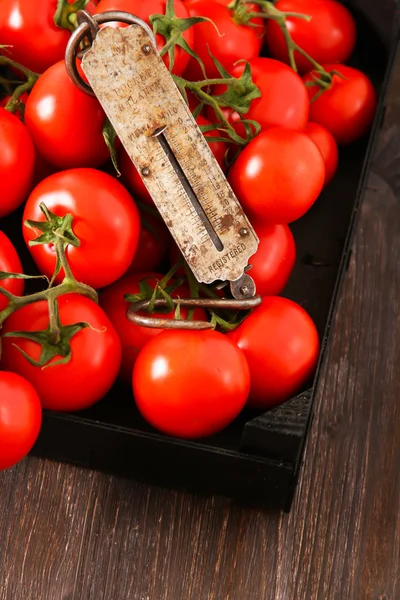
[1,38,400,600]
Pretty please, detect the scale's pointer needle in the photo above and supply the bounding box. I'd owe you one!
[152,126,224,252]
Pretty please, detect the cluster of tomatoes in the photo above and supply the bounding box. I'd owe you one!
[0,0,377,469]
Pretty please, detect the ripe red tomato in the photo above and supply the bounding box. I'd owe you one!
[265,0,356,73]
[184,0,264,80]
[249,224,296,297]
[229,297,319,408]
[305,122,338,185]
[1,294,121,411]
[303,65,377,145]
[94,0,194,75]
[133,329,250,438]
[0,108,35,218]
[25,60,111,169]
[207,58,309,134]
[127,214,171,274]
[0,231,24,312]
[100,273,208,381]
[0,371,42,470]
[228,127,325,224]
[0,0,71,74]
[23,169,141,290]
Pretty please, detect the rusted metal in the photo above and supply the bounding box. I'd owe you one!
[65,11,261,326]
[65,11,156,96]
[66,14,259,289]
[126,296,262,330]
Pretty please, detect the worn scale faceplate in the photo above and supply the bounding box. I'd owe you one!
[81,25,259,286]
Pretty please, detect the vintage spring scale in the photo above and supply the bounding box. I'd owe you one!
[66,11,262,328]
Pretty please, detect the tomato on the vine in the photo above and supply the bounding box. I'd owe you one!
[100,273,208,381]
[0,0,71,74]
[133,329,250,438]
[305,122,339,185]
[265,0,356,73]
[249,224,296,297]
[228,127,325,224]
[0,371,42,470]
[303,65,377,145]
[207,58,309,134]
[184,0,264,80]
[94,0,194,76]
[0,231,24,313]
[1,294,121,412]
[25,60,111,169]
[229,297,319,408]
[0,108,35,218]
[23,169,141,290]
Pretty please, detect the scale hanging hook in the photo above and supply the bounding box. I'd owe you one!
[65,10,157,96]
[127,296,262,330]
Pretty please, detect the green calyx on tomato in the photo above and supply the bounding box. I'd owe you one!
[24,203,81,284]
[0,203,98,367]
[2,299,90,368]
[174,57,261,146]
[303,68,346,102]
[124,263,186,318]
[150,0,217,75]
[227,0,266,27]
[54,0,94,32]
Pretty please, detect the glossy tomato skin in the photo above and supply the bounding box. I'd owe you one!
[184,0,263,80]
[0,231,24,312]
[265,0,356,73]
[94,0,194,75]
[0,0,70,74]
[305,122,339,185]
[23,169,141,290]
[228,127,325,224]
[303,65,377,145]
[133,329,250,438]
[127,215,171,274]
[229,297,319,408]
[249,224,296,297]
[0,108,35,218]
[100,274,208,381]
[0,371,42,470]
[207,58,309,134]
[1,295,121,411]
[25,60,110,169]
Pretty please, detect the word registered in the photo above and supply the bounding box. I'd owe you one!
[208,244,247,275]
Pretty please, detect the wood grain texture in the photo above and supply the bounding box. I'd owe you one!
[1,33,400,600]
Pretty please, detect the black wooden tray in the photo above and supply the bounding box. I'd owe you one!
[1,0,399,511]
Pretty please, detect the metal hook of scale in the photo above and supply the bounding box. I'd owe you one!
[65,11,262,329]
[65,10,157,95]
[126,296,261,330]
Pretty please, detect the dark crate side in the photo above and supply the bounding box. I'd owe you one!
[1,0,399,510]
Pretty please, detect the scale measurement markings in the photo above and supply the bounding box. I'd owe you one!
[82,24,259,283]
